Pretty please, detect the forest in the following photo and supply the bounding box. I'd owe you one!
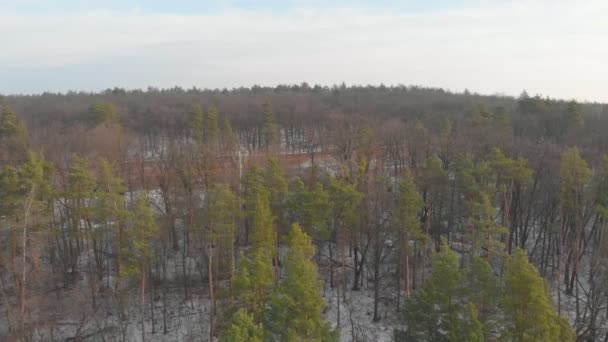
[1,84,608,341]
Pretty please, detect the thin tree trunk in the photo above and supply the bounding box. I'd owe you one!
[373,252,381,322]
[329,239,334,288]
[230,238,235,281]
[558,207,564,315]
[20,188,35,337]
[115,219,122,289]
[274,223,279,285]
[352,246,360,291]
[337,263,341,329]
[405,252,411,298]
[341,237,346,302]
[396,245,401,311]
[208,241,215,342]
[149,267,155,335]
[141,270,146,342]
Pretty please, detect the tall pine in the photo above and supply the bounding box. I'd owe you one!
[501,249,575,341]
[268,224,336,341]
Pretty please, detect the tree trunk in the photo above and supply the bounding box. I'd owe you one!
[149,269,155,335]
[341,237,347,302]
[141,270,146,342]
[20,189,35,338]
[329,239,334,288]
[396,246,401,312]
[373,251,381,322]
[336,271,341,329]
[405,252,411,298]
[115,219,122,289]
[558,207,564,315]
[274,223,279,285]
[208,241,215,342]
[352,247,360,291]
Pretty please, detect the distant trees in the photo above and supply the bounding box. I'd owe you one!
[191,104,204,143]
[89,101,119,125]
[262,101,279,149]
[0,106,28,165]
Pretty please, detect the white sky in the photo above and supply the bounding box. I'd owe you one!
[1,1,607,102]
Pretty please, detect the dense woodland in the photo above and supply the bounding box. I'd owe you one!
[1,84,608,341]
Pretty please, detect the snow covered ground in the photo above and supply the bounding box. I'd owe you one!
[322,287,400,342]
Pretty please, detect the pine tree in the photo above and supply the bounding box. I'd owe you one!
[221,118,238,155]
[464,257,499,340]
[122,195,159,342]
[327,176,362,319]
[287,177,331,239]
[264,159,288,216]
[487,147,531,254]
[328,177,362,228]
[221,309,264,342]
[418,154,449,196]
[263,159,288,283]
[207,105,219,143]
[565,100,584,129]
[250,192,275,255]
[560,147,591,216]
[69,155,96,201]
[559,147,591,300]
[68,155,96,249]
[417,154,448,250]
[0,165,20,218]
[262,101,278,149]
[501,249,575,342]
[596,154,608,219]
[267,224,336,341]
[0,152,52,337]
[191,104,204,143]
[205,183,238,341]
[206,183,239,278]
[0,106,28,165]
[95,158,127,285]
[454,153,506,259]
[232,191,275,314]
[243,166,269,220]
[457,304,484,342]
[89,102,119,125]
[0,106,21,137]
[395,172,424,299]
[401,239,463,342]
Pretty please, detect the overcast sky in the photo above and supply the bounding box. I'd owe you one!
[1,0,607,102]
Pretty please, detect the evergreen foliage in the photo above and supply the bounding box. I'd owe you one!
[191,104,205,142]
[90,102,119,125]
[267,224,336,341]
[399,243,573,342]
[207,105,219,142]
[121,195,159,277]
[501,249,575,342]
[262,101,278,148]
[221,308,264,342]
